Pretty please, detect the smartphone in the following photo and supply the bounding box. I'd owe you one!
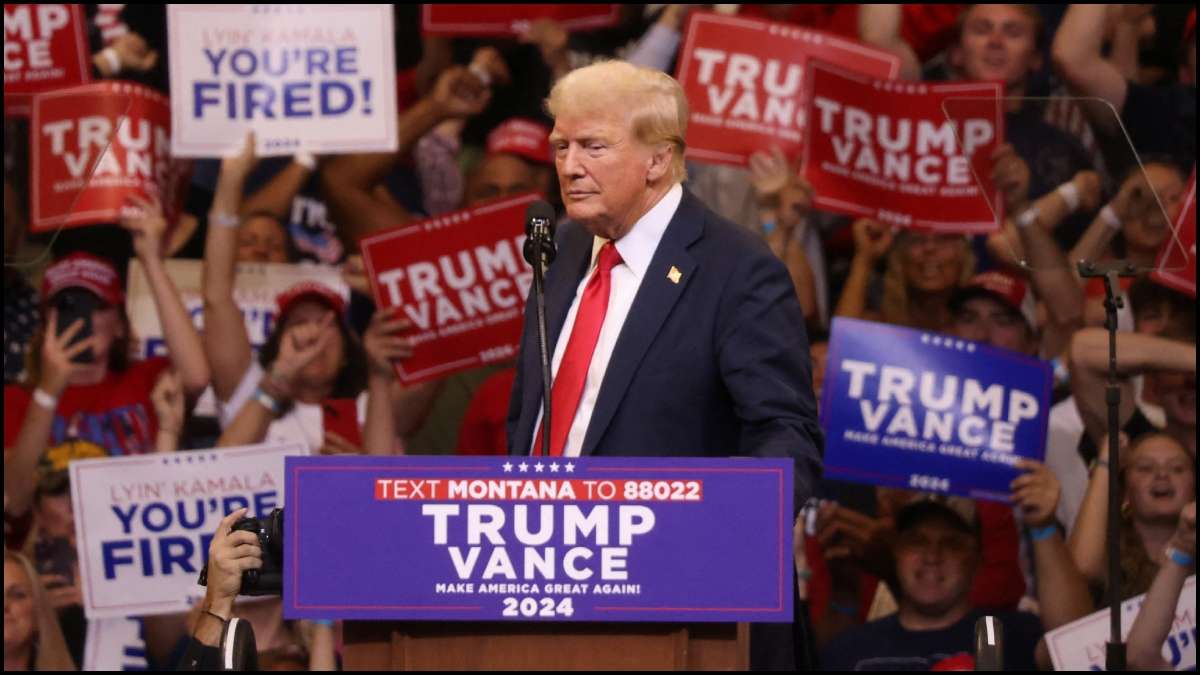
[322,398,363,448]
[54,288,96,364]
[34,536,78,588]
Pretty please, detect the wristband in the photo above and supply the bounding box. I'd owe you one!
[1056,181,1081,213]
[1015,206,1040,229]
[100,47,121,76]
[1099,204,1122,230]
[33,387,59,411]
[253,387,282,416]
[311,619,335,627]
[1028,524,1059,542]
[761,220,777,235]
[1165,546,1195,568]
[208,211,239,229]
[293,151,317,170]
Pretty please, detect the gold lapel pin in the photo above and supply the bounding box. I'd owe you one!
[667,266,682,284]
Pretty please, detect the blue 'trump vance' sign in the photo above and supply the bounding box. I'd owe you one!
[821,318,1052,502]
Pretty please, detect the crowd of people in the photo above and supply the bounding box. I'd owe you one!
[3,3,1196,671]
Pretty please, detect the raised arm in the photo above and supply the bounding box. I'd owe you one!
[833,219,894,321]
[1127,502,1196,670]
[1011,459,1095,670]
[858,4,922,82]
[239,157,313,222]
[1069,329,1195,443]
[1052,4,1129,134]
[202,136,257,402]
[120,195,210,398]
[321,54,507,243]
[4,314,93,517]
[1068,433,1119,583]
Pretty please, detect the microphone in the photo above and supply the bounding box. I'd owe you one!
[522,199,557,457]
[974,615,1003,671]
[524,200,557,266]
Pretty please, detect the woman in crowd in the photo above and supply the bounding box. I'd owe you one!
[1070,432,1196,598]
[834,219,975,332]
[4,197,209,527]
[4,550,76,671]
[203,135,436,455]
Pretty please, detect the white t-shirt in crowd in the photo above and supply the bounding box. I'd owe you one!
[218,360,368,454]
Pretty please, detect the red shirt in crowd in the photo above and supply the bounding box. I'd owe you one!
[457,368,516,456]
[3,357,172,458]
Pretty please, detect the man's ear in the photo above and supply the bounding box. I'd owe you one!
[645,144,673,184]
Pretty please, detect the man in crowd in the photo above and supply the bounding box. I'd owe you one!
[821,488,1092,670]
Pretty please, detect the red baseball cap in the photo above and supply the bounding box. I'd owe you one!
[41,252,124,305]
[950,270,1038,331]
[486,118,552,166]
[275,281,348,323]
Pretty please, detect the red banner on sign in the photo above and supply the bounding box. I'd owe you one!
[360,193,539,386]
[4,4,91,116]
[422,5,619,36]
[1151,169,1196,298]
[674,11,900,167]
[30,81,190,232]
[802,63,1003,234]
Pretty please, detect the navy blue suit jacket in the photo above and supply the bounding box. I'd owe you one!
[507,188,823,504]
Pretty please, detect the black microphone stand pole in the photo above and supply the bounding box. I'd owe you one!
[528,222,556,458]
[1077,260,1138,672]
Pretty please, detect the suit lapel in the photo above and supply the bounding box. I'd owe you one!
[581,190,706,455]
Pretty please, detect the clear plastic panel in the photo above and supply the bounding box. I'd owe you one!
[942,95,1190,275]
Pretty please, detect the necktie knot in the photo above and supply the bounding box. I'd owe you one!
[597,241,622,275]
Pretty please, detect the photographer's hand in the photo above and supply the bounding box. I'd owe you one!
[203,508,262,619]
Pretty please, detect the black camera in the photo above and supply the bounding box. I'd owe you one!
[198,508,284,597]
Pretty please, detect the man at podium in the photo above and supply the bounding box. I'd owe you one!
[507,59,822,506]
[506,61,823,669]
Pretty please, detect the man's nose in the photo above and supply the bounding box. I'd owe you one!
[559,146,585,178]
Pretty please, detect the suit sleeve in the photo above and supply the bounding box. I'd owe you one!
[715,248,824,508]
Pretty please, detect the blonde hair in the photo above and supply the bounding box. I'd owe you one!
[4,551,77,671]
[880,238,976,329]
[545,60,689,183]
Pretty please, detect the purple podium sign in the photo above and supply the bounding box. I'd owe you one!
[284,455,792,622]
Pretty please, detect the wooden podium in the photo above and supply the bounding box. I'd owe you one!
[343,620,748,670]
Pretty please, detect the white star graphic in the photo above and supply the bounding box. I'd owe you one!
[564,463,575,473]
[921,334,930,344]
[549,462,560,473]
[967,344,976,353]
[502,462,513,473]
[518,462,529,473]
[534,462,545,473]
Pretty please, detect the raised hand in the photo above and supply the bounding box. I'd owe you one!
[150,370,185,441]
[110,32,159,73]
[120,193,169,261]
[38,308,96,396]
[220,130,258,184]
[749,146,790,204]
[1168,502,1196,558]
[518,18,569,73]
[270,311,337,389]
[469,46,512,88]
[363,306,415,380]
[431,66,492,120]
[851,218,895,262]
[1072,170,1103,213]
[1010,459,1061,528]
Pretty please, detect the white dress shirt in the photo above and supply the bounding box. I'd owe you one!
[530,183,683,456]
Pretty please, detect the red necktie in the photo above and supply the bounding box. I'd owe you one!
[534,241,622,456]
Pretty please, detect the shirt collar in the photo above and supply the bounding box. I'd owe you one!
[589,183,683,281]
